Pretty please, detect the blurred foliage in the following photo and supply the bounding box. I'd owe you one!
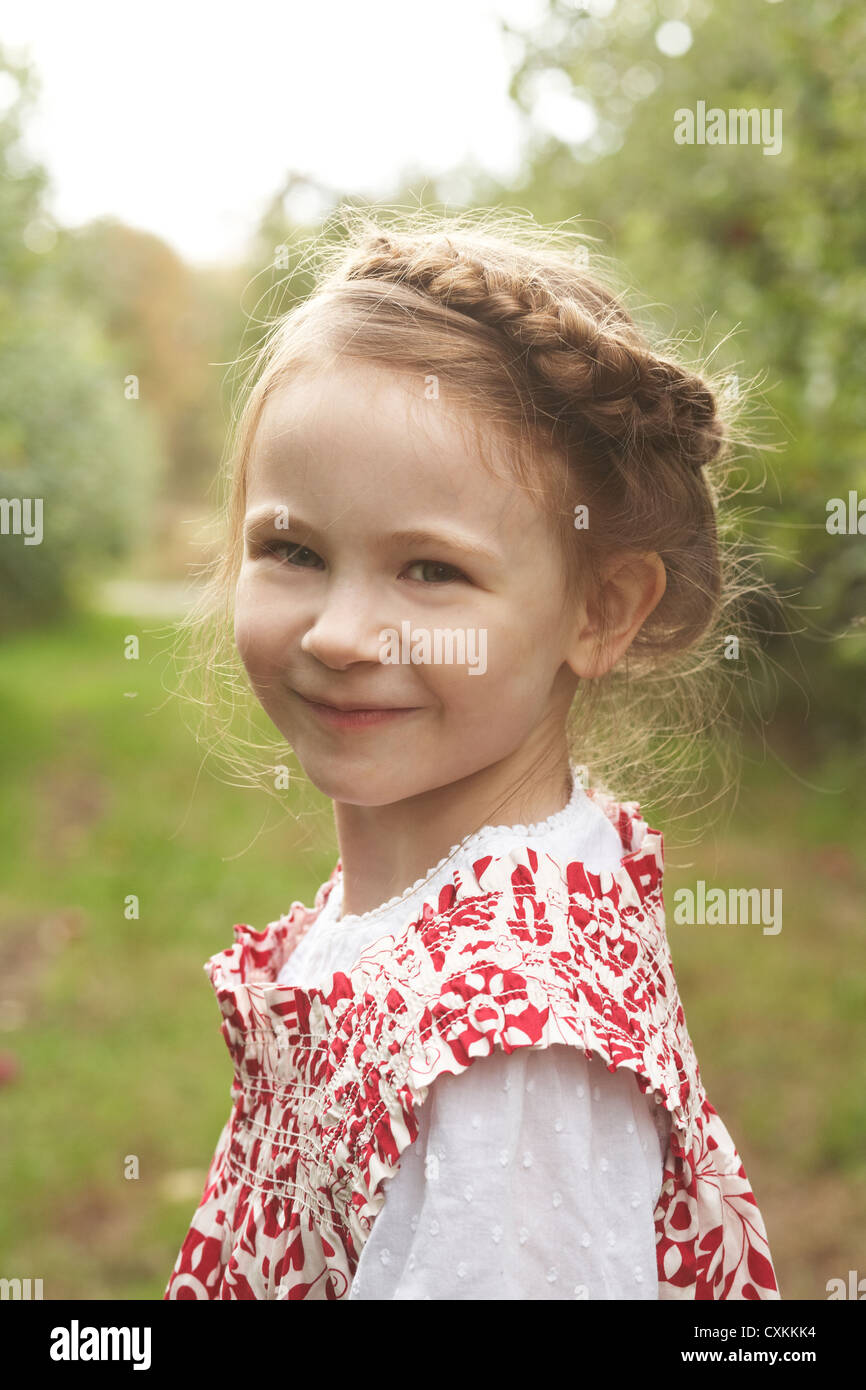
[0,296,166,630]
[53,220,244,501]
[0,48,163,630]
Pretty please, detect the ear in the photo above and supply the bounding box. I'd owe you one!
[565,551,667,680]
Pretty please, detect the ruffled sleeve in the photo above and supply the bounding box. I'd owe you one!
[348,1047,670,1300]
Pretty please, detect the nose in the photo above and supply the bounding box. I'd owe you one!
[300,579,387,670]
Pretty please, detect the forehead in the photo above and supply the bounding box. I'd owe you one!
[247,360,523,515]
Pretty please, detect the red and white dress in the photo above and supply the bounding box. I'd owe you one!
[164,776,780,1300]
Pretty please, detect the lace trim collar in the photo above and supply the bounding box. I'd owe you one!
[326,763,592,929]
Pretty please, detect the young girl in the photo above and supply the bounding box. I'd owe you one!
[164,209,780,1300]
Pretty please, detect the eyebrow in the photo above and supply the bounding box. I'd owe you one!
[389,527,502,565]
[243,509,502,565]
[243,507,296,539]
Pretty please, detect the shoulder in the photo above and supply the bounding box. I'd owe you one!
[405,1047,669,1221]
[583,784,652,855]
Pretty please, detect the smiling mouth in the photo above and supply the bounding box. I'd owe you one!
[295,692,418,712]
[293,691,422,727]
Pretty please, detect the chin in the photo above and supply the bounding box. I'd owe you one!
[294,747,416,807]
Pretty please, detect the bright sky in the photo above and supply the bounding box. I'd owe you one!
[0,0,556,268]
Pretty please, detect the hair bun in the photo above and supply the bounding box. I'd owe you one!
[636,359,726,473]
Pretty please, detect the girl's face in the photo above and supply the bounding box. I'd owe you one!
[234,360,583,806]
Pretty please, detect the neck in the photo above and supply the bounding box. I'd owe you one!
[333,737,574,919]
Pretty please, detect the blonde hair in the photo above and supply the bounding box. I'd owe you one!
[169,204,776,837]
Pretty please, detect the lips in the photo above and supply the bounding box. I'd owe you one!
[291,690,422,729]
[296,692,413,712]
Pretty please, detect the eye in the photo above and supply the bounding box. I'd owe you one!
[403,560,466,585]
[260,542,324,569]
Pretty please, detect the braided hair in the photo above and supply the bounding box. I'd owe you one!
[181,206,767,814]
[338,228,725,478]
[267,211,734,661]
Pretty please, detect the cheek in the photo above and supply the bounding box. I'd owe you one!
[430,619,548,721]
[233,576,286,681]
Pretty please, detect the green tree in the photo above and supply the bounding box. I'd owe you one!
[0,45,164,630]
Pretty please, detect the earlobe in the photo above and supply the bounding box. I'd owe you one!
[564,552,666,681]
[563,597,607,681]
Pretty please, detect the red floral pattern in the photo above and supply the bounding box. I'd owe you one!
[165,792,780,1300]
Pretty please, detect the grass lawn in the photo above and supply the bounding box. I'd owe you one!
[0,610,863,1299]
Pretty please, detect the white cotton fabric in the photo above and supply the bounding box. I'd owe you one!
[350,1049,670,1301]
[276,768,671,1299]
